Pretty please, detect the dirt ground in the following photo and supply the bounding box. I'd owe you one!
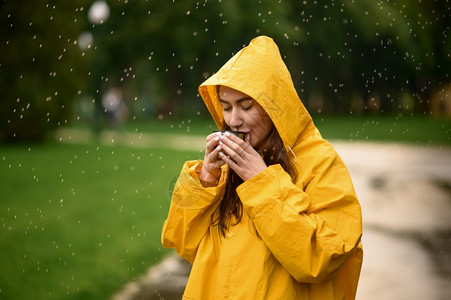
[56,129,451,300]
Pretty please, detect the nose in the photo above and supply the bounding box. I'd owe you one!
[227,108,243,130]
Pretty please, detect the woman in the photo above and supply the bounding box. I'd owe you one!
[161,36,363,299]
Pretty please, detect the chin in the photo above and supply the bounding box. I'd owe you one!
[250,138,261,148]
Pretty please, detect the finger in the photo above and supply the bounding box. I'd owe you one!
[206,144,222,162]
[218,151,239,169]
[220,136,247,160]
[245,132,251,144]
[223,132,251,153]
[205,133,222,153]
[219,141,245,165]
[216,159,226,167]
[206,132,222,142]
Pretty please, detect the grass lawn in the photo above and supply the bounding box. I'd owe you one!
[312,114,451,145]
[0,143,201,299]
[119,113,451,145]
[0,114,449,299]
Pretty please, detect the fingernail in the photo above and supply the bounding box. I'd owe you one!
[216,145,221,151]
[214,136,220,141]
[224,131,230,136]
[218,151,224,157]
[219,141,223,145]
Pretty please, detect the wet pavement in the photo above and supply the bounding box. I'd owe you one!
[108,140,451,300]
[335,142,451,300]
[55,130,451,299]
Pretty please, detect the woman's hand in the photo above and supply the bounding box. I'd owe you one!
[199,132,226,187]
[217,132,267,181]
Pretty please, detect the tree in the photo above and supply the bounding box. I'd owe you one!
[2,0,449,143]
[0,0,89,142]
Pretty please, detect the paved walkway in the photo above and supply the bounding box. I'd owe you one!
[56,129,451,300]
[334,142,451,300]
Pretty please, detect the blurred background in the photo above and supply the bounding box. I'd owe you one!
[1,0,451,142]
[0,0,450,299]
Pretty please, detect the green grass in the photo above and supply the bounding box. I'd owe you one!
[1,114,450,299]
[0,143,201,299]
[312,114,451,145]
[97,113,450,145]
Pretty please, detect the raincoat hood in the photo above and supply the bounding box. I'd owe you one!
[199,36,312,152]
[162,36,363,300]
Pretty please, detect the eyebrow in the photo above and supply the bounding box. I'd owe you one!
[218,96,253,104]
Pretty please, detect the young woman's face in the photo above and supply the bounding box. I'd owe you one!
[218,86,273,148]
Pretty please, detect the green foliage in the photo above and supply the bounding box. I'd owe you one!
[1,0,450,142]
[0,1,90,142]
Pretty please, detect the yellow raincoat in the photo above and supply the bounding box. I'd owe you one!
[162,36,363,299]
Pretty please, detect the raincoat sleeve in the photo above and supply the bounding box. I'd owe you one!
[161,160,226,263]
[236,143,362,283]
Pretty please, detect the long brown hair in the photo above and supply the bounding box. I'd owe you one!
[213,124,298,237]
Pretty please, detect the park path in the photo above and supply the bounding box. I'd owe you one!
[56,128,451,300]
[55,128,206,152]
